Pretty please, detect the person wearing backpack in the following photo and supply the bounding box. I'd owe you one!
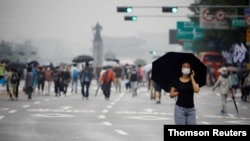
[212,67,232,115]
[71,65,79,94]
[100,66,115,100]
[8,68,19,100]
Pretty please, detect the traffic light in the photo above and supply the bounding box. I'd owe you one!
[150,51,157,55]
[124,16,137,21]
[117,6,133,13]
[162,7,178,13]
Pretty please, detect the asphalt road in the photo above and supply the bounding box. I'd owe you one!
[0,81,249,141]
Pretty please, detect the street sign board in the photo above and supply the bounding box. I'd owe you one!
[232,19,246,27]
[176,21,204,40]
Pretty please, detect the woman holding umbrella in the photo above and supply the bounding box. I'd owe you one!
[169,62,200,125]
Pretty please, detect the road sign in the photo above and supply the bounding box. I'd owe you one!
[245,15,250,26]
[176,21,204,40]
[232,19,246,27]
[202,8,214,22]
[216,10,226,21]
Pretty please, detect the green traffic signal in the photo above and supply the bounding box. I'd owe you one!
[117,6,133,13]
[162,7,178,13]
[124,16,137,21]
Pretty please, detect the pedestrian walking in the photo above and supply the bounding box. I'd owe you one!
[169,62,200,125]
[71,64,79,93]
[113,64,123,93]
[44,67,53,95]
[24,67,34,100]
[100,66,115,100]
[80,62,93,100]
[61,67,71,95]
[129,65,138,97]
[7,68,19,100]
[154,82,162,104]
[213,67,232,115]
[37,67,45,95]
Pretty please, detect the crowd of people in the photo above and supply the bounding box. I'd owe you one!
[0,61,157,102]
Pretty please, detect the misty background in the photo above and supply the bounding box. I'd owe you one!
[0,0,193,65]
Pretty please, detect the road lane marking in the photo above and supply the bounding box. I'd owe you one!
[44,99,50,102]
[102,110,109,113]
[8,110,17,114]
[32,113,75,118]
[200,121,210,124]
[22,105,30,108]
[0,116,4,120]
[0,108,9,111]
[115,130,128,135]
[34,101,41,104]
[110,102,116,105]
[107,106,112,109]
[99,115,106,119]
[103,122,112,126]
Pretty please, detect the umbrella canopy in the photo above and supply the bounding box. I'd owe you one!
[142,63,152,73]
[226,66,238,72]
[151,52,207,93]
[27,60,39,67]
[72,55,94,63]
[7,62,27,70]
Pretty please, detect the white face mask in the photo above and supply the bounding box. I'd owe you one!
[182,68,190,75]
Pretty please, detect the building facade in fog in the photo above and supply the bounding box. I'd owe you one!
[92,22,103,67]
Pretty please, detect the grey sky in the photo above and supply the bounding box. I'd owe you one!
[0,0,194,64]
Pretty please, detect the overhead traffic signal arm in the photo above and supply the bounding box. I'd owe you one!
[162,7,178,13]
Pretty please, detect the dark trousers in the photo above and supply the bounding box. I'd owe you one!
[81,81,90,98]
[54,81,63,96]
[26,86,33,99]
[63,84,68,94]
[241,86,249,101]
[38,81,45,91]
[102,83,111,99]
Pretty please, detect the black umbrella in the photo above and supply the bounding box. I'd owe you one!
[72,55,94,63]
[27,60,39,67]
[151,52,207,93]
[1,59,10,64]
[7,62,27,70]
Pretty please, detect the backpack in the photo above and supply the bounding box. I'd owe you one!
[103,71,110,84]
[10,73,18,84]
[72,69,78,79]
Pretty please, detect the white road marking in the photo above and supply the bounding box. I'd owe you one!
[107,106,112,109]
[8,110,17,114]
[32,113,75,118]
[44,99,50,102]
[0,108,9,111]
[34,101,40,104]
[22,105,30,108]
[102,110,109,113]
[200,121,210,124]
[99,115,106,119]
[110,102,116,105]
[0,116,4,120]
[103,122,112,126]
[242,106,248,109]
[115,130,128,135]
